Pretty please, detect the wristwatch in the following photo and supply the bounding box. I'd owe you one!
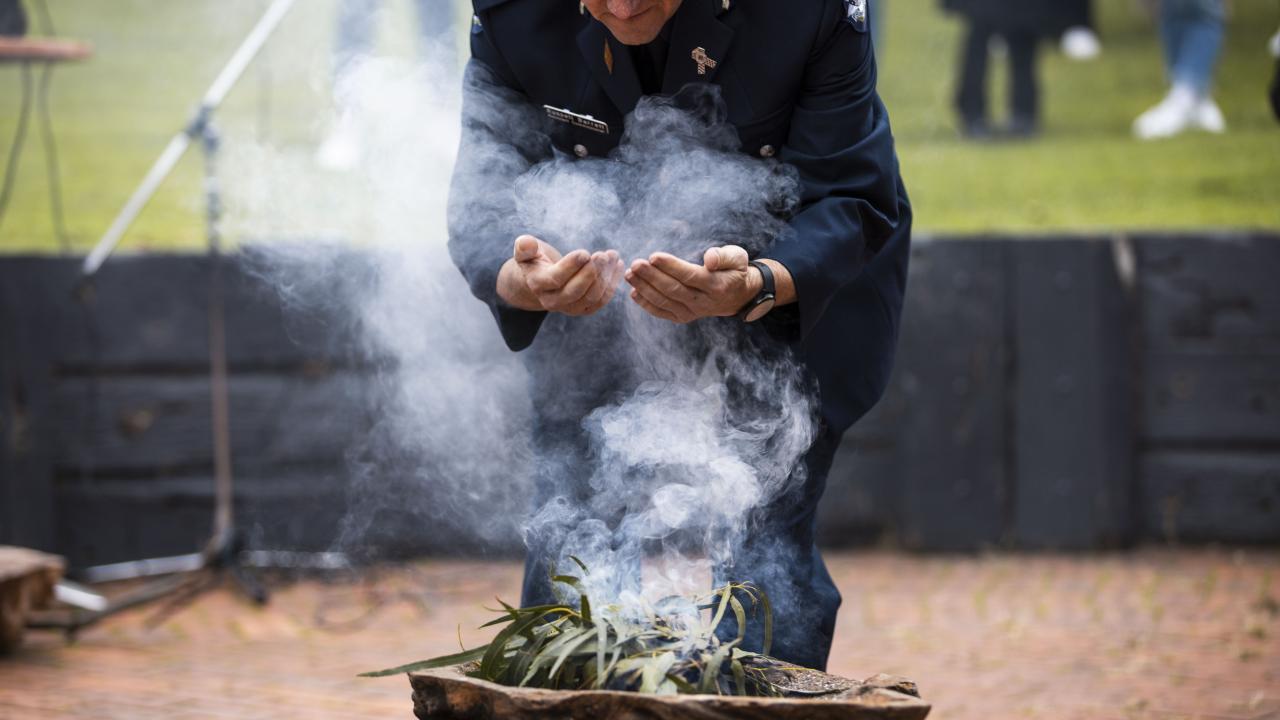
[738,260,777,323]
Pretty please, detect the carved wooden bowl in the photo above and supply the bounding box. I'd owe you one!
[409,662,931,720]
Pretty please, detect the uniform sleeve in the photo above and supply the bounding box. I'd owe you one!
[446,19,550,352]
[762,1,910,341]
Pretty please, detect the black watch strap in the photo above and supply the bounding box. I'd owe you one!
[738,260,778,322]
[750,260,775,296]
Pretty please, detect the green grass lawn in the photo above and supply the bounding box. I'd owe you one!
[0,0,1277,254]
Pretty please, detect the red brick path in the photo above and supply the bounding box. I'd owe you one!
[1,549,1277,720]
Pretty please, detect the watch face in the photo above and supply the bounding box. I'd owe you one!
[744,296,776,323]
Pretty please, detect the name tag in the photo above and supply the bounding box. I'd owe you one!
[544,105,610,135]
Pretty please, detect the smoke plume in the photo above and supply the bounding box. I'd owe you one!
[229,47,818,615]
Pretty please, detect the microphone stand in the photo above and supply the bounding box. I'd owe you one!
[48,0,351,633]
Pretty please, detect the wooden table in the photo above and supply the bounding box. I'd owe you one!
[0,546,63,654]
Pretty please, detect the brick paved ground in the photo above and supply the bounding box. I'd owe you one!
[1,549,1277,720]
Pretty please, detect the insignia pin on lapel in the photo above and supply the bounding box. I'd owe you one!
[691,47,718,76]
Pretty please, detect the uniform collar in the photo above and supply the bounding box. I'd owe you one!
[577,0,735,117]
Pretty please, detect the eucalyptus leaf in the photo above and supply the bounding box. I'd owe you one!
[361,563,786,697]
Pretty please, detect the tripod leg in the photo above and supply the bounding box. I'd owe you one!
[143,571,219,630]
[228,562,270,606]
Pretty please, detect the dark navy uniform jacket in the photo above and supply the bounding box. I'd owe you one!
[449,0,912,438]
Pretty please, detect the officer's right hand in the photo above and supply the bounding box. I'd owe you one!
[497,235,625,317]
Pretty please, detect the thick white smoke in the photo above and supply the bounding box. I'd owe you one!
[228,41,817,614]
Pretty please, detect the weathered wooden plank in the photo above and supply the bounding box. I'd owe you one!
[0,264,59,551]
[894,239,1009,551]
[50,372,374,471]
[817,441,898,547]
[1140,451,1280,544]
[0,254,367,371]
[1143,351,1280,445]
[817,374,904,548]
[54,469,350,567]
[1135,233,1280,353]
[1011,239,1133,549]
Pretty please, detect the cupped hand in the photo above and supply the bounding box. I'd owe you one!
[624,245,761,324]
[500,235,626,317]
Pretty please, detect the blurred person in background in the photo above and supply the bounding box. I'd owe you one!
[871,0,886,49]
[943,0,1069,139]
[1060,0,1102,61]
[0,0,26,36]
[1133,0,1226,140]
[317,0,459,169]
[1271,27,1280,122]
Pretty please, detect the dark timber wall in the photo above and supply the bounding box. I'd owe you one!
[2,233,1278,567]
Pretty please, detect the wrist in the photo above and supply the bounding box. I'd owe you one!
[756,258,796,307]
[737,260,777,322]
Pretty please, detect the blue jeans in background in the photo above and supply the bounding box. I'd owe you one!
[1159,0,1224,95]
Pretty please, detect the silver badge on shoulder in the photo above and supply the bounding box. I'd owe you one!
[544,105,610,135]
[845,0,868,32]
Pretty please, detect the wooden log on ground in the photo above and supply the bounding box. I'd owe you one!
[1011,238,1133,549]
[894,239,1009,551]
[0,546,63,654]
[409,663,930,720]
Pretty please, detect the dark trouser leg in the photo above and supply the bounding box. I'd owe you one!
[1270,60,1280,123]
[1007,30,1040,129]
[520,421,594,608]
[955,20,993,129]
[713,431,842,671]
[1066,0,1093,29]
[519,418,643,609]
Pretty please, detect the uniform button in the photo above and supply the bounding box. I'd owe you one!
[574,144,589,158]
[759,144,776,158]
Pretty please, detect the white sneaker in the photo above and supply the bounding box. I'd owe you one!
[1061,27,1102,61]
[315,115,362,171]
[1268,29,1280,58]
[1133,86,1197,140]
[1193,98,1227,134]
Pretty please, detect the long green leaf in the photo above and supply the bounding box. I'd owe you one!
[757,587,774,657]
[359,646,487,677]
[707,585,732,637]
[730,656,747,696]
[480,606,569,680]
[728,595,747,645]
[595,616,607,683]
[552,574,593,626]
[699,639,737,694]
[479,602,566,629]
[547,627,597,684]
[506,626,551,687]
[640,653,678,694]
[521,625,588,686]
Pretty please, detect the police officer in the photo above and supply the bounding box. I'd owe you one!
[448,0,911,671]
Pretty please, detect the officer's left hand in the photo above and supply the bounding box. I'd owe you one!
[625,246,761,324]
